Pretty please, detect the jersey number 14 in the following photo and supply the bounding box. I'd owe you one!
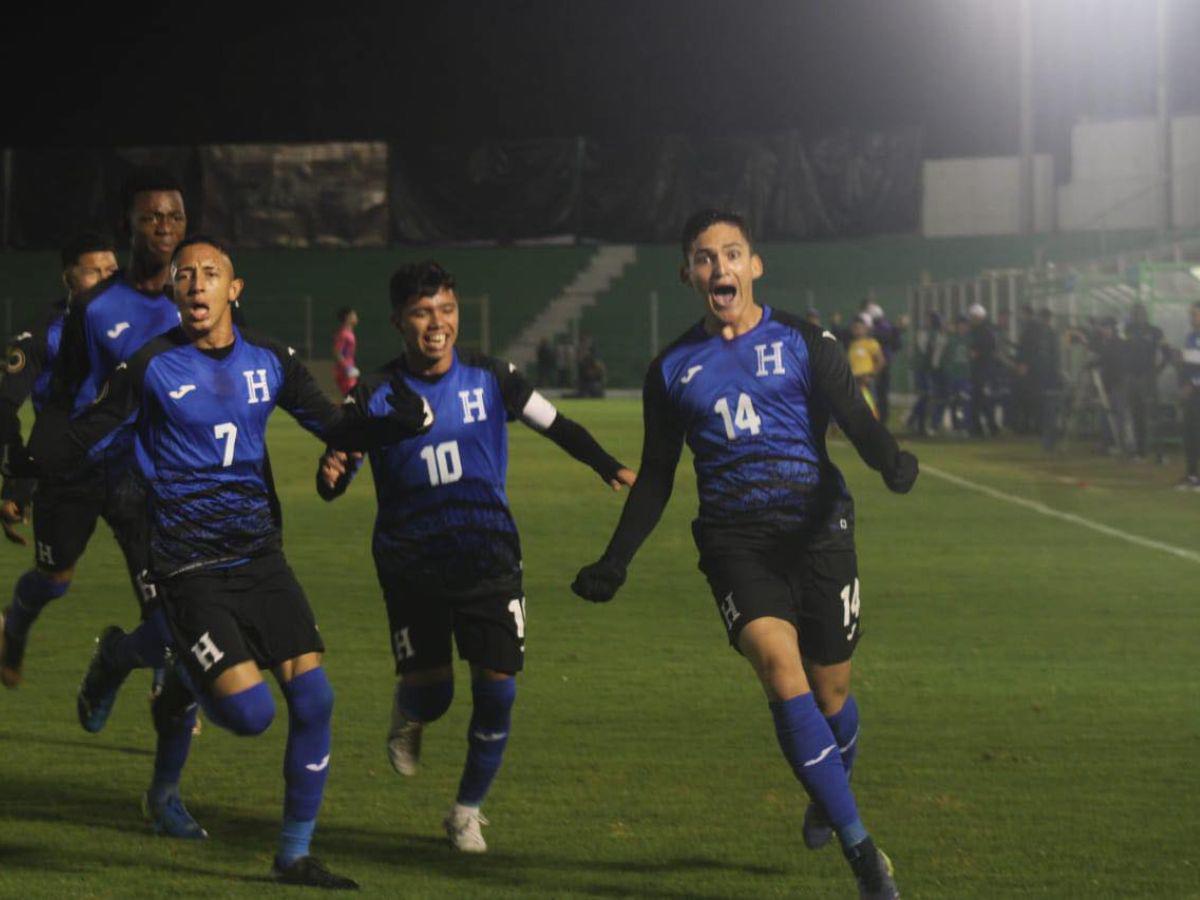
[714,393,762,440]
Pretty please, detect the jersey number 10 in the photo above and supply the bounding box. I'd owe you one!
[420,440,463,485]
[714,393,762,440]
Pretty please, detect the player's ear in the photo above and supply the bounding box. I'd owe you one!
[228,277,245,303]
[750,253,763,281]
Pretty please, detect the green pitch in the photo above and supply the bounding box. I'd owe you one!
[1,399,1197,898]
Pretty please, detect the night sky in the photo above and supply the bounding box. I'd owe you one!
[5,0,1198,165]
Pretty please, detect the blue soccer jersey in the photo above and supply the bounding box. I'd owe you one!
[336,351,540,597]
[604,307,904,565]
[32,325,428,578]
[52,275,180,414]
[1183,329,1200,390]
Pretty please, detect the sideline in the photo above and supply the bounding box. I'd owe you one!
[922,463,1200,566]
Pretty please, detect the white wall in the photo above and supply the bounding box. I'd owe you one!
[921,155,1054,236]
[1056,115,1200,230]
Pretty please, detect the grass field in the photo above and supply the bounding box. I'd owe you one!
[1,399,1197,898]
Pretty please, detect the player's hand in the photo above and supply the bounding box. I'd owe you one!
[319,450,361,490]
[608,467,637,492]
[572,558,626,603]
[386,379,435,435]
[1,499,28,546]
[883,450,919,494]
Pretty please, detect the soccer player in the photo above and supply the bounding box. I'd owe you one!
[1,233,119,661]
[332,307,360,395]
[30,236,433,888]
[571,210,917,899]
[316,260,634,853]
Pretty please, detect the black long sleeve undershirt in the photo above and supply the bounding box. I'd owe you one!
[541,412,624,483]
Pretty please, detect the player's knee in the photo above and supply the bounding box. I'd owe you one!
[213,681,275,736]
[813,681,850,716]
[283,667,334,727]
[34,566,74,588]
[397,677,454,724]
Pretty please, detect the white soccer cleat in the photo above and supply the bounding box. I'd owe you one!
[386,700,423,776]
[443,804,488,853]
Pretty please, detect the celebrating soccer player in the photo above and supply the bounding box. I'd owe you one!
[30,236,433,888]
[572,210,917,900]
[316,260,634,852]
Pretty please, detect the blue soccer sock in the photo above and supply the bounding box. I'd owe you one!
[106,608,172,671]
[278,667,334,863]
[6,570,69,640]
[771,692,868,851]
[456,676,516,808]
[826,694,860,778]
[148,707,198,804]
[396,677,454,723]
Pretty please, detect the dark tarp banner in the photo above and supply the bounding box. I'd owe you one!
[200,143,388,248]
[388,128,922,243]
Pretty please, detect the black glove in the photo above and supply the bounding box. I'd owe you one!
[386,378,434,436]
[883,450,919,494]
[572,558,627,603]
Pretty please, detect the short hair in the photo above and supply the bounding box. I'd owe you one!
[171,234,235,270]
[679,209,752,260]
[336,306,356,323]
[60,230,116,269]
[120,165,185,218]
[389,260,455,311]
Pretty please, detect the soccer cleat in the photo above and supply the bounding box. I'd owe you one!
[77,626,132,733]
[386,702,423,776]
[0,609,25,688]
[271,855,359,890]
[846,837,900,900]
[142,790,208,840]
[444,804,489,853]
[802,802,834,850]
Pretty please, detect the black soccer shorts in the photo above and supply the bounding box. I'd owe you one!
[692,522,861,665]
[382,580,526,676]
[162,552,325,687]
[32,465,153,608]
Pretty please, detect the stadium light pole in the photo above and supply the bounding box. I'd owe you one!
[1018,0,1035,236]
[1156,0,1172,233]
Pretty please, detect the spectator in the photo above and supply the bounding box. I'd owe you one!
[966,303,999,437]
[827,310,851,348]
[536,337,556,387]
[847,314,885,418]
[933,316,973,434]
[1020,309,1063,452]
[1087,317,1128,455]
[1011,303,1036,433]
[554,334,576,388]
[1123,302,1171,461]
[863,299,902,424]
[332,306,359,395]
[576,347,607,398]
[1177,301,1200,490]
[804,308,821,327]
[906,310,945,436]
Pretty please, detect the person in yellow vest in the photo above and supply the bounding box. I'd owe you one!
[848,314,885,419]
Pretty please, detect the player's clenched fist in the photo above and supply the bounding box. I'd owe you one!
[386,376,435,435]
[572,558,626,603]
[883,450,919,494]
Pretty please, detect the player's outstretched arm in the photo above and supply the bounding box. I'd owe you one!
[273,344,432,450]
[518,390,635,490]
[572,367,683,603]
[27,358,142,478]
[807,327,918,494]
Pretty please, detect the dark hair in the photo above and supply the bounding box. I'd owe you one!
[119,165,185,219]
[336,306,356,323]
[389,260,455,311]
[171,234,236,268]
[679,209,752,260]
[60,229,116,269]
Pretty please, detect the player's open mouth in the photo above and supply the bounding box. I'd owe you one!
[709,284,737,308]
[423,332,449,353]
[186,302,210,322]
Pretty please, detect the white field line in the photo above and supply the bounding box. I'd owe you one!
[921,463,1200,566]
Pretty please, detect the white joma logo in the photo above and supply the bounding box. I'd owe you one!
[681,365,703,384]
[106,322,131,339]
[305,754,330,772]
[168,384,197,400]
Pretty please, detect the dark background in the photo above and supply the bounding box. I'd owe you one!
[5,0,1198,163]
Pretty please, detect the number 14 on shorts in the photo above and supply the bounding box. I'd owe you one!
[840,578,861,639]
